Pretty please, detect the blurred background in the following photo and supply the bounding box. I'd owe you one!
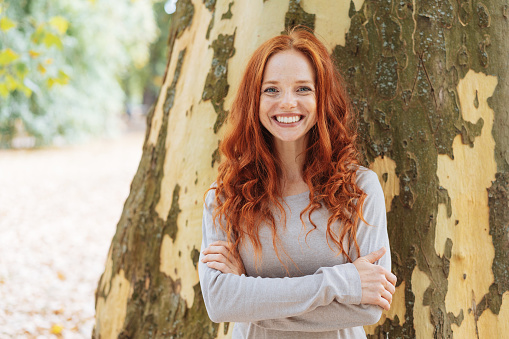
[0,0,175,337]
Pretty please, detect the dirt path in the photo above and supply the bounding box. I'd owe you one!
[0,131,145,338]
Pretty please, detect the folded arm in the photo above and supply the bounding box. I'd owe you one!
[199,169,394,330]
[199,190,362,324]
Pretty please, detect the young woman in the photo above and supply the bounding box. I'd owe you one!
[199,28,396,338]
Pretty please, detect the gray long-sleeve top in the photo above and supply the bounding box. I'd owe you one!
[199,167,391,338]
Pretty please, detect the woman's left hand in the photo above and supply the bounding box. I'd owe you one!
[201,240,246,276]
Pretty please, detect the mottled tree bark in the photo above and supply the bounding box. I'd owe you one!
[94,1,509,338]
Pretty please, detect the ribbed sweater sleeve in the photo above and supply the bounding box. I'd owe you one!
[198,190,363,324]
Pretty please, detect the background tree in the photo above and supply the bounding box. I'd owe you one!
[0,0,156,147]
[94,0,509,338]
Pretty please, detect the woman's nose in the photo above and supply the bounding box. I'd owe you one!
[280,91,297,109]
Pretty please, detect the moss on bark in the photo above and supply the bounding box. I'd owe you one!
[202,32,236,133]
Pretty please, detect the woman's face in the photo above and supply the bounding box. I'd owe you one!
[259,49,317,145]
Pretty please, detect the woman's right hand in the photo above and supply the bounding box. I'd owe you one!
[201,240,246,276]
[353,247,397,311]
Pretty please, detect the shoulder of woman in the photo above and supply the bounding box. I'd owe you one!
[204,182,218,204]
[354,166,383,196]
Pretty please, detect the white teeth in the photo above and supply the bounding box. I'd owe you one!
[276,116,301,124]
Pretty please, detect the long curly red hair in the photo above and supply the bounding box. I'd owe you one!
[211,28,367,266]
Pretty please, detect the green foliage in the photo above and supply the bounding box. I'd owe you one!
[0,0,157,147]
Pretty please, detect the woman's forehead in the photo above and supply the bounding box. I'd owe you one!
[262,49,316,83]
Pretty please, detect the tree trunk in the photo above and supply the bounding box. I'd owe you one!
[94,0,509,338]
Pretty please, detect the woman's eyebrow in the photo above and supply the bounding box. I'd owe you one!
[262,80,314,85]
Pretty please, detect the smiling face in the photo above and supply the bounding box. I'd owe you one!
[259,49,317,148]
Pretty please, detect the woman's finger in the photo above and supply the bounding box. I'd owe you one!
[388,273,397,287]
[210,240,231,248]
[208,241,234,254]
[381,288,393,305]
[385,278,396,295]
[206,261,232,274]
[360,247,386,264]
[205,258,243,275]
[368,291,390,311]
[202,252,242,275]
[202,253,227,262]
[379,298,391,311]
[202,242,246,276]
[202,253,234,269]
[203,245,230,257]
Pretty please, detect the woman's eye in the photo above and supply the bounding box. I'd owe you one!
[297,86,312,92]
[263,87,278,93]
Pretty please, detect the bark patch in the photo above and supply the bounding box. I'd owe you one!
[164,184,182,242]
[173,0,195,40]
[284,0,315,31]
[486,172,509,312]
[221,2,233,20]
[202,32,236,133]
[163,49,187,114]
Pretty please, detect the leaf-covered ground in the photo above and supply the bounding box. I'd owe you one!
[0,129,144,338]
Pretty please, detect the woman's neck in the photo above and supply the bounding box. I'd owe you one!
[274,138,309,196]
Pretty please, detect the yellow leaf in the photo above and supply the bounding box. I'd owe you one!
[29,50,40,58]
[57,70,70,84]
[50,324,63,334]
[37,63,46,74]
[42,33,63,49]
[47,70,70,87]
[5,74,17,91]
[0,83,9,98]
[45,58,53,65]
[0,48,19,66]
[0,17,16,31]
[49,16,68,35]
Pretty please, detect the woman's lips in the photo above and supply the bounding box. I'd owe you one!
[272,114,303,125]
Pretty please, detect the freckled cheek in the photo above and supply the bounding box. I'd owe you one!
[259,100,276,117]
[299,97,317,115]
[259,101,272,127]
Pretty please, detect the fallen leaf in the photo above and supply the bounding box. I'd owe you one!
[29,50,41,58]
[50,324,63,334]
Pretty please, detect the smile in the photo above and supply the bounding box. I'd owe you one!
[274,115,302,124]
